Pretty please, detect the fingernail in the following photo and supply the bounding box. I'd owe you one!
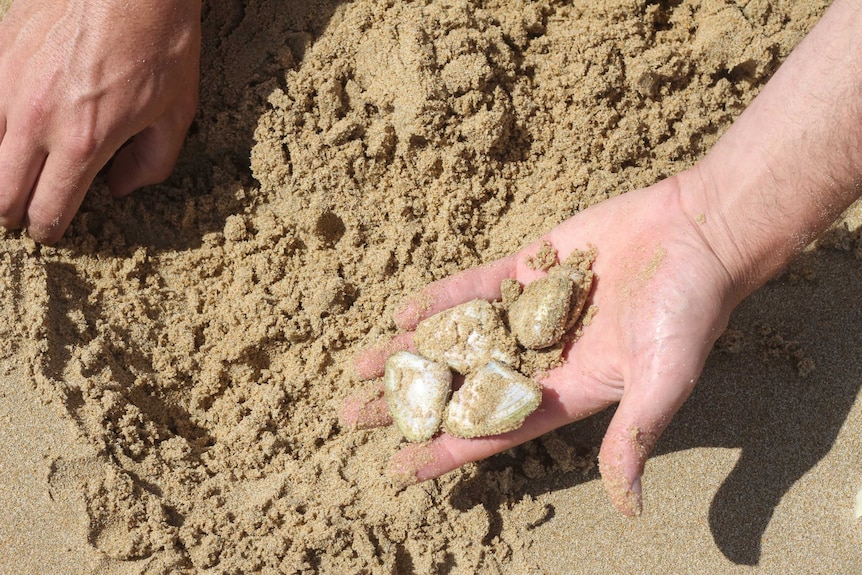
[630,475,643,517]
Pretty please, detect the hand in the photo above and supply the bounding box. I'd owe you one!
[343,174,738,516]
[0,0,201,243]
[343,0,862,518]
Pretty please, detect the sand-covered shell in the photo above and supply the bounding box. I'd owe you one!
[384,351,452,442]
[443,360,542,438]
[508,265,591,349]
[414,299,519,373]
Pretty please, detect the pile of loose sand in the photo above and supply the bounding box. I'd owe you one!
[2,0,860,573]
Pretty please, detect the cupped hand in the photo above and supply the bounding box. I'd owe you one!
[343,174,738,516]
[0,0,201,243]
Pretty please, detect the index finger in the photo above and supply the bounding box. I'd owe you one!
[394,254,518,330]
[25,154,94,243]
[393,225,596,331]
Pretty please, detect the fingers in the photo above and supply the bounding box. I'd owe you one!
[392,228,595,331]
[24,149,105,244]
[388,429,547,486]
[387,372,608,485]
[0,124,47,230]
[364,230,610,483]
[0,115,99,241]
[0,112,184,241]
[107,117,188,198]
[354,332,414,380]
[1,114,189,242]
[388,415,567,486]
[597,365,697,517]
[344,333,414,430]
[394,256,518,330]
[349,352,608,471]
[344,354,604,477]
[338,383,392,430]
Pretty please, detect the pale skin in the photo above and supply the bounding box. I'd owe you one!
[2,0,860,517]
[0,0,202,243]
[343,0,862,516]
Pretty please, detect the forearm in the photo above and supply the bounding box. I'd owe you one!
[680,0,862,304]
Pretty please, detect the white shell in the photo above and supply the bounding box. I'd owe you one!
[855,487,862,519]
[413,299,518,373]
[384,351,452,442]
[443,360,542,438]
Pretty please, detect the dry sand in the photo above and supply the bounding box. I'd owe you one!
[1,0,861,573]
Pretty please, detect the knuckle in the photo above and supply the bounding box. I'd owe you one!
[19,94,51,132]
[15,96,104,163]
[63,126,102,163]
[149,165,173,184]
[152,164,175,183]
[150,162,175,184]
[174,94,200,130]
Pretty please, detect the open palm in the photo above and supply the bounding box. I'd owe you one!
[345,175,737,516]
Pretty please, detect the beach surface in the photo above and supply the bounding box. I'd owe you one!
[1,0,860,573]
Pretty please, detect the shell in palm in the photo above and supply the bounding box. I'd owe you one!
[443,360,542,438]
[413,299,519,374]
[508,264,592,350]
[384,351,452,442]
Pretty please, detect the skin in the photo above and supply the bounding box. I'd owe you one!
[0,0,202,243]
[346,0,862,516]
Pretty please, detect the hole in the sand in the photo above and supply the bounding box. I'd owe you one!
[395,544,415,574]
[165,505,185,528]
[67,387,85,411]
[314,211,346,246]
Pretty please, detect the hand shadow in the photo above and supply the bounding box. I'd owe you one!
[449,245,862,566]
[665,245,862,565]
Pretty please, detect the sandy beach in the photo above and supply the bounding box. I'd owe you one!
[1,0,860,573]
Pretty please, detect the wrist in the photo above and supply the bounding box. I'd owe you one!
[678,0,862,305]
[676,164,789,307]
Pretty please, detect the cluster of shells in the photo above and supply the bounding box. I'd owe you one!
[385,258,593,442]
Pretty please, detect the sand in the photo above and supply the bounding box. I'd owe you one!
[1,0,860,573]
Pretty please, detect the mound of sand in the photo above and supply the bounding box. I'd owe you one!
[2,0,859,573]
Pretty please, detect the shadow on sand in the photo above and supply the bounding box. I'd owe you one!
[450,245,862,566]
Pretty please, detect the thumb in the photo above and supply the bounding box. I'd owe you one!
[598,368,698,517]
[107,119,187,198]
